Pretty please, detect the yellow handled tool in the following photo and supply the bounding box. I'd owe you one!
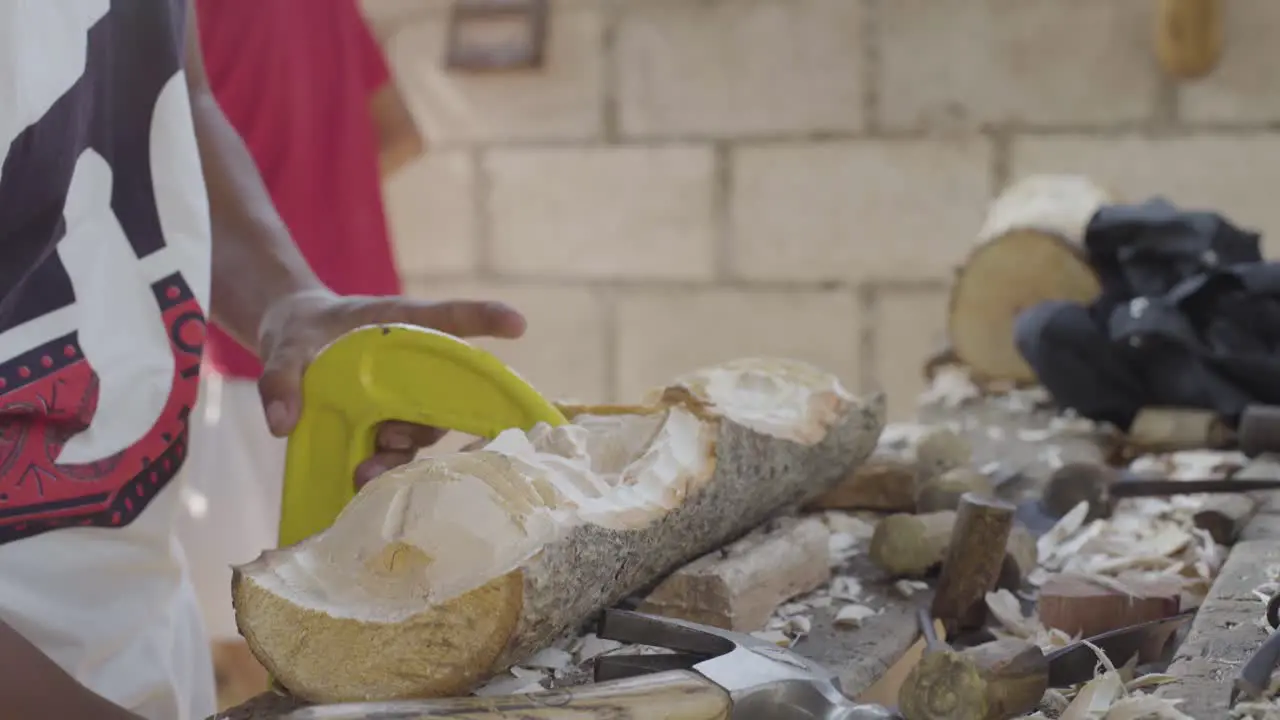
[277,324,568,547]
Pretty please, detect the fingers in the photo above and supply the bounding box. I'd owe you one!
[355,451,416,489]
[257,353,306,437]
[382,299,527,340]
[355,423,446,488]
[376,421,447,452]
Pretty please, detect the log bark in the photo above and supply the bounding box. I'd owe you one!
[931,494,1015,631]
[899,639,1048,720]
[1194,494,1258,546]
[636,516,830,632]
[951,174,1107,384]
[231,359,885,704]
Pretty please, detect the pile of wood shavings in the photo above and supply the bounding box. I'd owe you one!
[473,507,893,693]
[983,448,1244,718]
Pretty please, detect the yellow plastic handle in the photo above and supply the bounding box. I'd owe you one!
[278,324,568,547]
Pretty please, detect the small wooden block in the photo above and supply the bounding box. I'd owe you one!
[637,516,830,632]
[1127,406,1233,453]
[1037,573,1182,655]
[809,458,917,513]
[1193,494,1258,546]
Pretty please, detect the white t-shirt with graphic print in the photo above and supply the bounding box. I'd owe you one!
[0,3,215,718]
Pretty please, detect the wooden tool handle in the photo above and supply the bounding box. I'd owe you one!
[281,670,732,720]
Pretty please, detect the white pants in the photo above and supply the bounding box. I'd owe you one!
[176,372,285,641]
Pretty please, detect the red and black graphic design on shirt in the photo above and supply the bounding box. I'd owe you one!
[0,0,201,544]
[0,274,204,544]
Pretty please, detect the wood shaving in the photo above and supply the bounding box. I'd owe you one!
[749,629,793,646]
[1102,695,1194,719]
[833,604,879,628]
[893,579,929,598]
[985,589,1073,651]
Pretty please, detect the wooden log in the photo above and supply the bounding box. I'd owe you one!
[1127,406,1234,453]
[915,467,994,514]
[950,175,1107,384]
[1194,494,1258,546]
[1155,0,1224,80]
[230,358,886,703]
[997,524,1038,591]
[931,494,1016,631]
[869,511,957,578]
[899,638,1049,720]
[809,457,917,513]
[1037,573,1182,661]
[636,516,831,632]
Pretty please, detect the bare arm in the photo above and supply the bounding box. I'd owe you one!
[184,5,329,349]
[370,81,425,179]
[0,620,144,719]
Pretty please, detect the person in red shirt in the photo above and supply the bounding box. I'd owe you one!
[177,0,427,703]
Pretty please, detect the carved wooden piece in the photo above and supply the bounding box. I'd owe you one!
[899,639,1048,720]
[637,516,831,631]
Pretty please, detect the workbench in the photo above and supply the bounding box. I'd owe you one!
[211,391,1189,720]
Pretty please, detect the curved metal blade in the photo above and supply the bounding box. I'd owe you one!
[1045,609,1196,688]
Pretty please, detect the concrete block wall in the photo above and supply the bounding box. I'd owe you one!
[363,0,1280,420]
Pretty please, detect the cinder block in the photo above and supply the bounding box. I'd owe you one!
[486,145,717,280]
[384,151,478,278]
[878,0,1158,130]
[871,288,950,422]
[616,0,865,138]
[380,0,604,144]
[1011,134,1280,257]
[1178,2,1280,124]
[614,287,861,401]
[729,139,992,282]
[404,280,610,403]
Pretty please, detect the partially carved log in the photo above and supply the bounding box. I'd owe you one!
[232,359,886,703]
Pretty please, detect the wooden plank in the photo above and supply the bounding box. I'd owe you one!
[1158,537,1280,718]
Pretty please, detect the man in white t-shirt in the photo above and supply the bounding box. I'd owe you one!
[0,4,525,719]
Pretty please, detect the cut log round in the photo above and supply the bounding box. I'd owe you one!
[950,175,1108,384]
[231,358,886,703]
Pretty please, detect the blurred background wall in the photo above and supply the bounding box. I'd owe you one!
[359,0,1277,421]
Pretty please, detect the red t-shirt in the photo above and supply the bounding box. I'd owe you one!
[196,0,403,380]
